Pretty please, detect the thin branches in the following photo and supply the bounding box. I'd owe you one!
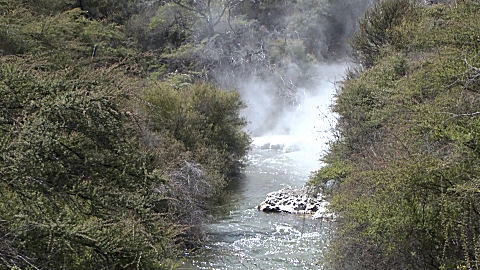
[172,0,243,35]
[463,57,480,93]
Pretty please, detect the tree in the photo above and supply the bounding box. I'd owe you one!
[172,0,243,37]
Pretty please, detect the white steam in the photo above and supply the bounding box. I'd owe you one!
[240,62,347,171]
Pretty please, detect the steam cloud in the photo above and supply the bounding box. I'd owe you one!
[231,0,374,137]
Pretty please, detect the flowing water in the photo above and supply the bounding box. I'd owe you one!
[181,63,346,269]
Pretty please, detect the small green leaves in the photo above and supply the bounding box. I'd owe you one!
[320,1,480,269]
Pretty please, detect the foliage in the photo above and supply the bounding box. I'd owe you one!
[0,0,251,268]
[352,0,414,68]
[0,62,179,269]
[0,2,133,64]
[313,1,480,269]
[143,82,250,177]
[133,0,374,103]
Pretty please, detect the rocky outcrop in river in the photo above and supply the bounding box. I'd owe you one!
[258,187,335,221]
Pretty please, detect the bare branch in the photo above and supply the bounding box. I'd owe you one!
[445,111,480,118]
[212,2,229,27]
[227,8,236,34]
[172,0,208,19]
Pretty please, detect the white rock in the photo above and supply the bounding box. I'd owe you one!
[257,187,335,221]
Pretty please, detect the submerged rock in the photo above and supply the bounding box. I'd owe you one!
[257,187,335,221]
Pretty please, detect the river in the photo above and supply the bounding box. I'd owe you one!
[181,63,346,269]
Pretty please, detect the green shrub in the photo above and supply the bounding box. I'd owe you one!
[0,0,252,268]
[316,1,480,269]
[0,63,179,269]
[143,82,250,178]
[352,0,414,68]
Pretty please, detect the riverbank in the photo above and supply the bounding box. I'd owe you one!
[311,1,480,269]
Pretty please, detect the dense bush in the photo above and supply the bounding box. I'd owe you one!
[0,1,250,268]
[137,82,250,245]
[351,0,414,68]
[143,82,250,177]
[313,1,480,269]
[0,62,179,269]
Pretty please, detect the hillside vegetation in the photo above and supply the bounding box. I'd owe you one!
[0,0,250,269]
[311,0,480,269]
[0,0,380,267]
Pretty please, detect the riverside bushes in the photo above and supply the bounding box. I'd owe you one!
[0,62,179,270]
[143,82,250,178]
[0,0,249,268]
[312,1,480,269]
